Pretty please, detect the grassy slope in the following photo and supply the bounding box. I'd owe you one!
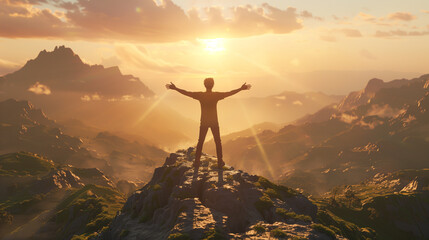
[53,184,125,240]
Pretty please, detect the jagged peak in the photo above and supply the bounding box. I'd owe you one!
[0,98,33,110]
[36,45,82,62]
[98,149,333,239]
[364,78,384,93]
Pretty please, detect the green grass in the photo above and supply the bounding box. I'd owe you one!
[312,224,336,239]
[253,224,266,234]
[256,177,298,199]
[255,193,274,216]
[150,184,162,191]
[276,208,312,222]
[202,228,227,240]
[270,228,288,238]
[53,185,125,239]
[316,209,371,240]
[167,233,191,240]
[0,152,54,176]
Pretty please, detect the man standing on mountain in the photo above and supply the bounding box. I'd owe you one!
[167,78,251,169]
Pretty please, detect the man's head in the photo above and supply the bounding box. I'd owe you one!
[204,78,214,90]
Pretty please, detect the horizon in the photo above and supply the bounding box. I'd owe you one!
[1,0,428,97]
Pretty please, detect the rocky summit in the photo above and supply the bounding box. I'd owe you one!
[99,149,344,240]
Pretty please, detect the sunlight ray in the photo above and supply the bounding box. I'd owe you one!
[132,77,185,127]
[221,75,275,179]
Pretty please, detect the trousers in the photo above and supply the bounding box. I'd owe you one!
[195,124,222,163]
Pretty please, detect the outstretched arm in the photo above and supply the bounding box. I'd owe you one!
[166,82,197,98]
[220,82,251,99]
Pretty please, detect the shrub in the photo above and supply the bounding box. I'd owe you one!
[151,184,162,191]
[255,194,274,215]
[266,188,280,199]
[312,224,336,239]
[276,208,312,222]
[167,233,191,240]
[253,224,266,234]
[203,228,227,240]
[270,228,288,238]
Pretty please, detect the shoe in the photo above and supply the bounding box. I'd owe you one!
[218,160,225,168]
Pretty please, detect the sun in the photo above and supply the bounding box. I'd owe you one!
[199,38,225,53]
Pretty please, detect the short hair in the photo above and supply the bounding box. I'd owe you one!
[204,78,214,89]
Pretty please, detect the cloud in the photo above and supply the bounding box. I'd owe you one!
[28,82,51,95]
[375,29,429,38]
[422,10,429,14]
[360,49,377,60]
[0,0,70,38]
[337,28,362,37]
[358,12,377,23]
[0,0,306,42]
[366,104,405,118]
[339,113,358,124]
[357,11,417,26]
[387,12,416,21]
[319,34,337,42]
[319,28,362,42]
[100,55,122,68]
[292,100,303,106]
[81,93,101,101]
[115,44,207,74]
[0,58,20,75]
[300,10,323,21]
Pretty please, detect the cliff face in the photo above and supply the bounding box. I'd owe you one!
[100,149,346,240]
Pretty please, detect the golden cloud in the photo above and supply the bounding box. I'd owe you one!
[0,0,305,42]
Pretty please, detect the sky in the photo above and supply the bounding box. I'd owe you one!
[1,0,429,96]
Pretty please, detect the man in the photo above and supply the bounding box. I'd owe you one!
[166,78,251,169]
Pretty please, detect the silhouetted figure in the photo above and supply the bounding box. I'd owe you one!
[167,78,251,169]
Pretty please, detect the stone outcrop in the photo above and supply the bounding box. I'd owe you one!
[99,150,344,239]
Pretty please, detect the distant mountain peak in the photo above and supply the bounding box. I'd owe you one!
[364,78,384,93]
[27,45,85,69]
[1,46,154,98]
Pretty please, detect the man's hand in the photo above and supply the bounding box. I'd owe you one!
[166,82,177,90]
[241,82,251,90]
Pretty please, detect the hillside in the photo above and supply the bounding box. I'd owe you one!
[0,98,167,182]
[0,152,125,239]
[213,74,429,192]
[98,150,366,239]
[315,169,429,239]
[0,45,153,99]
[0,46,197,149]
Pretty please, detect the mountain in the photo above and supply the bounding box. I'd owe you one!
[213,74,429,193]
[0,98,110,172]
[84,131,169,181]
[98,150,372,239]
[317,169,429,239]
[0,45,153,98]
[0,98,167,182]
[220,91,343,127]
[204,122,280,154]
[0,46,198,149]
[169,90,343,135]
[295,74,429,125]
[0,152,125,239]
[2,150,427,239]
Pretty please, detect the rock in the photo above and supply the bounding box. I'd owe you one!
[400,177,425,192]
[117,180,145,197]
[32,169,84,194]
[97,151,340,240]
